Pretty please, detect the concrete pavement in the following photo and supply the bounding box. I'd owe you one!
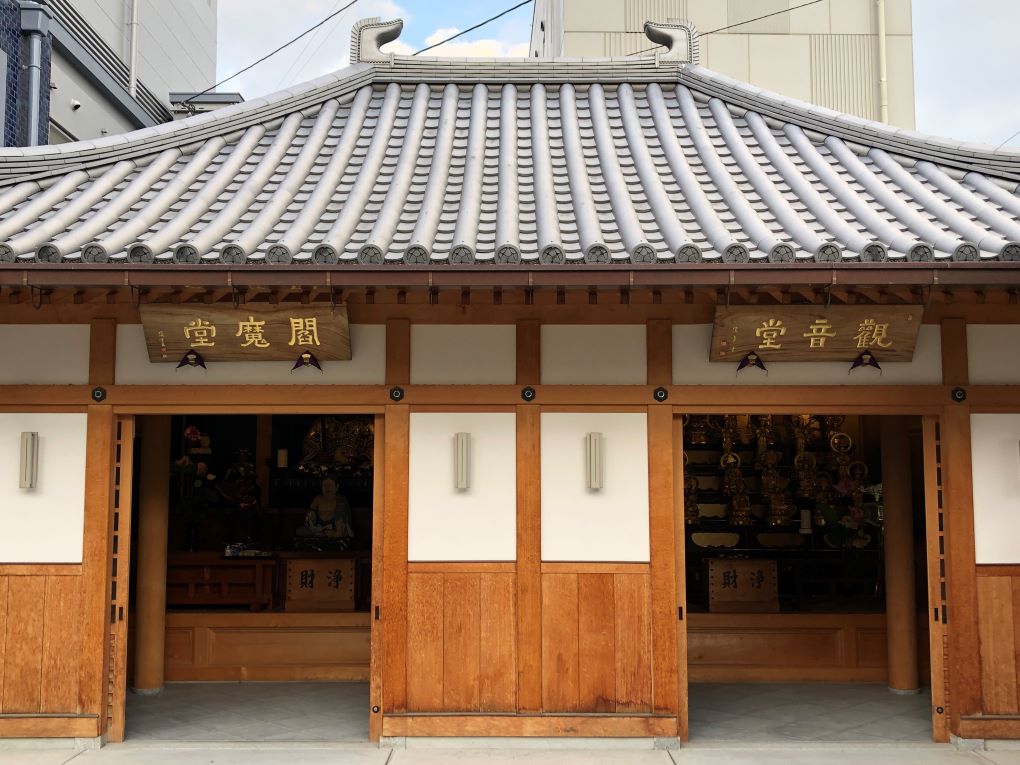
[4,742,1020,765]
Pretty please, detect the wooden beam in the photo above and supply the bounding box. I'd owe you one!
[942,405,982,729]
[941,317,969,386]
[516,404,542,712]
[77,406,116,721]
[386,318,410,385]
[381,714,677,737]
[647,405,678,715]
[381,404,409,712]
[88,318,117,386]
[133,416,171,693]
[673,414,689,741]
[646,319,672,387]
[516,319,540,385]
[369,413,385,742]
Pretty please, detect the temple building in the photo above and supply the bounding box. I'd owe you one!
[1,16,1020,749]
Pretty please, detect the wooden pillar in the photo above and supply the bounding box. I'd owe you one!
[880,415,919,693]
[132,415,172,693]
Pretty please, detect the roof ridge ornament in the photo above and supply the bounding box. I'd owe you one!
[643,19,699,64]
[351,17,404,63]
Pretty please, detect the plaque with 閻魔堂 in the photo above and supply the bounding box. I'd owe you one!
[138,304,351,362]
[710,306,921,362]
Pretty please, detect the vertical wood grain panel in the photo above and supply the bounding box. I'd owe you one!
[941,317,969,386]
[406,573,444,712]
[443,573,481,712]
[942,405,981,723]
[672,414,689,739]
[516,405,542,712]
[1013,578,1020,712]
[542,573,579,712]
[646,319,672,387]
[369,414,385,741]
[977,576,1019,714]
[79,406,115,720]
[516,319,540,384]
[647,405,679,714]
[922,415,950,743]
[2,576,46,712]
[577,573,616,713]
[479,573,517,712]
[40,575,81,712]
[382,405,409,711]
[614,573,652,713]
[386,318,411,385]
[88,318,117,386]
[0,577,7,707]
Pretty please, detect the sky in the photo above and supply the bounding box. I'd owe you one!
[216,0,1020,149]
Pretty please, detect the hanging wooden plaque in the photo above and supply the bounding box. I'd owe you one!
[711,306,921,362]
[138,303,351,362]
[284,558,356,612]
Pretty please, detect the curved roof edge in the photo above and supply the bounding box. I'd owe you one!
[0,44,1018,187]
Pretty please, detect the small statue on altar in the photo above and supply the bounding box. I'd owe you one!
[298,477,353,541]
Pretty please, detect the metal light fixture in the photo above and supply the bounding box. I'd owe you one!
[454,432,471,491]
[585,432,604,491]
[19,432,39,489]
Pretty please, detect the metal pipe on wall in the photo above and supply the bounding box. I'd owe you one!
[25,31,42,146]
[877,0,889,123]
[127,0,139,98]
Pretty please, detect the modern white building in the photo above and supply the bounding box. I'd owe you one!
[6,0,220,146]
[531,0,915,128]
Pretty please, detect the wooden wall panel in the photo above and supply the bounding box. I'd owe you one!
[479,573,517,712]
[977,576,1020,714]
[443,574,482,712]
[516,405,542,712]
[405,568,517,714]
[577,574,616,713]
[406,573,444,711]
[40,576,83,712]
[541,569,652,714]
[541,573,580,712]
[1,576,45,712]
[614,572,652,712]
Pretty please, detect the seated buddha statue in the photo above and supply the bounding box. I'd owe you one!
[297,478,353,540]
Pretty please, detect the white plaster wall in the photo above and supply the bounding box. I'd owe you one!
[0,413,87,563]
[540,412,649,562]
[411,325,516,385]
[408,413,517,561]
[541,325,647,385]
[968,325,1020,384]
[971,414,1020,564]
[672,324,942,385]
[115,324,386,385]
[0,325,90,384]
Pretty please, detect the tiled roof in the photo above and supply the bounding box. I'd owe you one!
[1,18,1019,267]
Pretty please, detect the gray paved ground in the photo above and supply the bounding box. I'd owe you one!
[3,743,1020,765]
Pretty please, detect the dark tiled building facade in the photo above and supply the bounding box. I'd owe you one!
[0,0,50,147]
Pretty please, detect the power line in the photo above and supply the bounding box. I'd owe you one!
[628,0,825,56]
[182,0,363,107]
[413,0,534,56]
[276,0,348,89]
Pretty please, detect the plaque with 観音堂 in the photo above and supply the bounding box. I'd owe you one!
[710,306,921,362]
[138,304,351,362]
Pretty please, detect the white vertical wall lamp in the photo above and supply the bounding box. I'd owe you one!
[585,432,604,490]
[19,431,39,489]
[454,432,471,491]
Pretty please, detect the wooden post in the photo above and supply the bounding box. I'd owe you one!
[880,415,919,693]
[132,416,172,693]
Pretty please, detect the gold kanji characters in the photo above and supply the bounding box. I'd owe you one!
[803,318,837,348]
[236,316,270,348]
[183,318,216,348]
[854,318,892,349]
[288,317,321,347]
[755,318,786,350]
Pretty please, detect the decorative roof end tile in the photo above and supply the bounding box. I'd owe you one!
[351,17,404,63]
[643,20,699,64]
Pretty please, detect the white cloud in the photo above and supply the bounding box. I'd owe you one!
[405,26,530,57]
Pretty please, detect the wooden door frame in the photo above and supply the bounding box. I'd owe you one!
[671,405,952,744]
[103,405,388,743]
